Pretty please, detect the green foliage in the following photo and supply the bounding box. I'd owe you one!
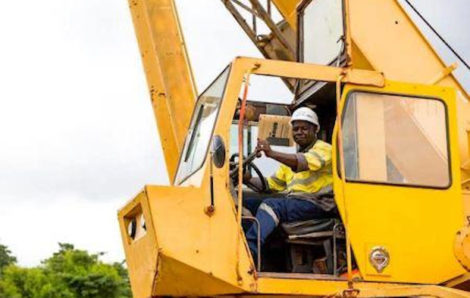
[0,244,17,274]
[0,243,131,298]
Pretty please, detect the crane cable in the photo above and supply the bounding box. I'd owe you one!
[404,0,470,71]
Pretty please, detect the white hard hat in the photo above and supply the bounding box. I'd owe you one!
[290,107,320,131]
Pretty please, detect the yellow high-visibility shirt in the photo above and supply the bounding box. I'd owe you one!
[267,140,333,195]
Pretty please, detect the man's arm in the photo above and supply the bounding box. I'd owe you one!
[257,139,300,172]
[243,167,285,193]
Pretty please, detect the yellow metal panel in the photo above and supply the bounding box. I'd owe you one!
[456,95,470,195]
[145,180,255,293]
[334,80,466,284]
[128,0,196,181]
[153,254,246,296]
[232,57,384,87]
[118,191,159,298]
[271,0,299,30]
[128,0,181,180]
[351,40,374,70]
[119,182,256,296]
[143,0,197,143]
[258,277,470,297]
[348,0,469,99]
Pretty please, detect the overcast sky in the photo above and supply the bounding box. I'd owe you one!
[0,0,468,267]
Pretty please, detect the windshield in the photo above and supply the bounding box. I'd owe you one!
[174,66,230,185]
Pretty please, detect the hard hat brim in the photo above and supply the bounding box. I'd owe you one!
[290,117,320,132]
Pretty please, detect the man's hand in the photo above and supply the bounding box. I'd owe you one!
[256,138,300,172]
[256,138,273,158]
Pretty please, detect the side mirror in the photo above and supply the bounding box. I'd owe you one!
[211,135,226,168]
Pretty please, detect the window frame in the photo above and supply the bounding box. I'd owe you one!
[295,0,348,102]
[174,65,231,185]
[297,0,347,66]
[338,89,453,190]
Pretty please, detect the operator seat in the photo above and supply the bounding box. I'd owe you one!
[280,192,344,275]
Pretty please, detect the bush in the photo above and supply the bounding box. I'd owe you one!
[0,243,131,298]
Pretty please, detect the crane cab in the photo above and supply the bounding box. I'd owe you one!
[119,57,469,297]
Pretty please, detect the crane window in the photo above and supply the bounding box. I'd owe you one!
[299,0,345,65]
[175,66,230,185]
[342,91,450,188]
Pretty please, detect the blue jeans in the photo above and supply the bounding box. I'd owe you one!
[244,197,335,258]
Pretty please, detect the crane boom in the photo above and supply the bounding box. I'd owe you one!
[129,0,196,181]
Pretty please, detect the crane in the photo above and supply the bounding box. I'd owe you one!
[118,0,470,296]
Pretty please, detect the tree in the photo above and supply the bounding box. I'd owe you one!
[42,243,131,298]
[0,244,17,274]
[0,266,52,298]
[0,243,131,298]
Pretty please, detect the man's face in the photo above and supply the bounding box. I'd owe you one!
[292,120,316,147]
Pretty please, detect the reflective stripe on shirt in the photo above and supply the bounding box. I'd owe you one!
[267,139,333,199]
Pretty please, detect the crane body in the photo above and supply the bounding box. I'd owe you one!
[118,0,470,296]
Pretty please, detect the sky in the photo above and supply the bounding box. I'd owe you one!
[0,0,468,267]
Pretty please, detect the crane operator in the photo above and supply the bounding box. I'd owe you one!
[243,107,337,259]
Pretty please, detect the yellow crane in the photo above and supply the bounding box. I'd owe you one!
[118,0,470,296]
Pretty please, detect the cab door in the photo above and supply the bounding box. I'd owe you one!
[334,81,465,284]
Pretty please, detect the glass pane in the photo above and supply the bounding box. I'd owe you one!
[175,67,230,184]
[342,92,449,188]
[303,0,344,65]
[243,75,293,104]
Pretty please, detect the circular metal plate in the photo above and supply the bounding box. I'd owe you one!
[455,225,470,271]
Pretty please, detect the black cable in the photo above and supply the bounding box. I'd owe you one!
[404,0,470,71]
